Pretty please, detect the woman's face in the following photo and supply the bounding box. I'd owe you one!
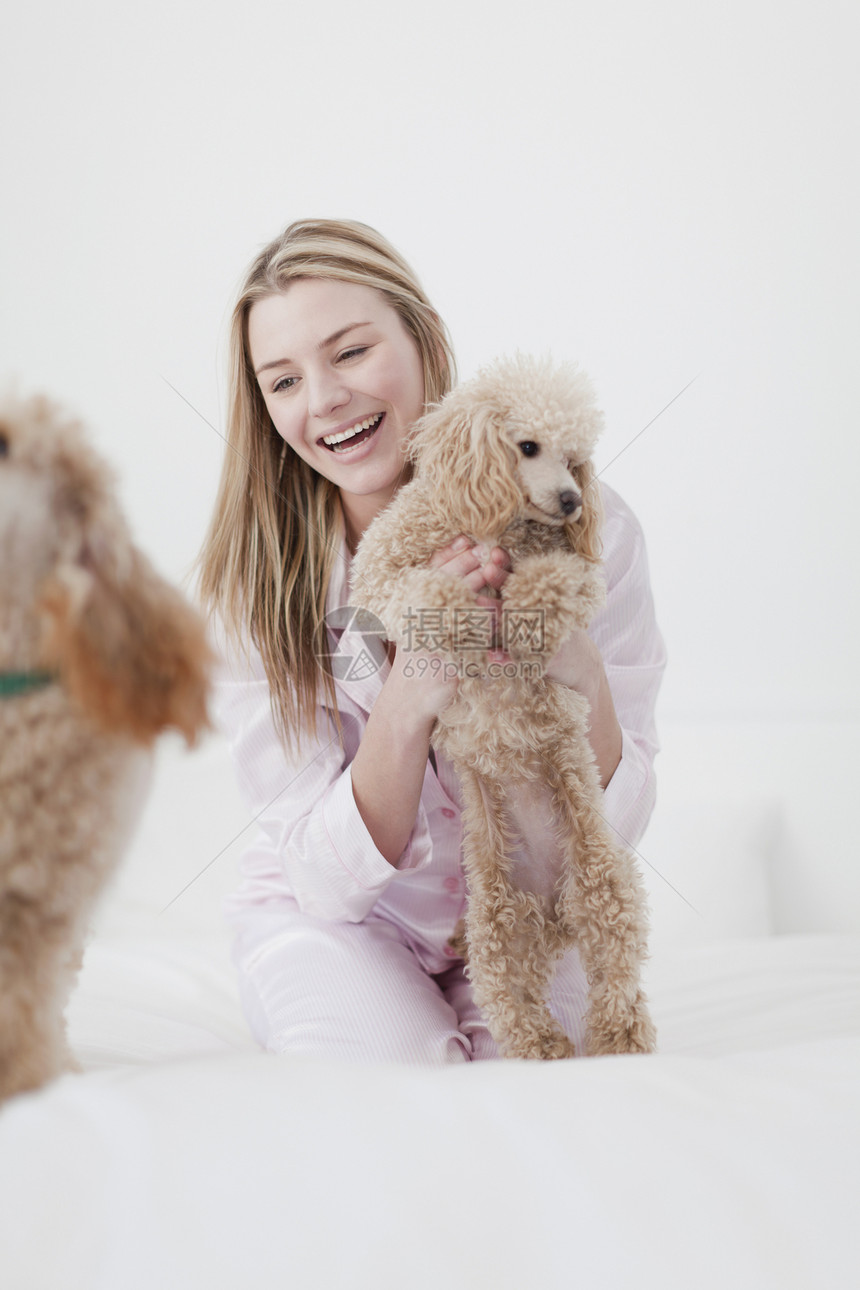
[248,278,425,545]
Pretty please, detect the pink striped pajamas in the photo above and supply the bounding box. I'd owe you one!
[213,482,666,1064]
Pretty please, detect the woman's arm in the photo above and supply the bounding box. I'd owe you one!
[213,639,407,922]
[350,537,511,864]
[213,540,510,919]
[577,484,666,847]
[348,652,440,866]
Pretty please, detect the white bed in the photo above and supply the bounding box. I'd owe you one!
[1,719,858,1289]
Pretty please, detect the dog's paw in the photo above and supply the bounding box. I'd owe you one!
[503,1028,577,1061]
[383,567,481,658]
[500,554,603,661]
[536,1031,577,1061]
[584,992,657,1056]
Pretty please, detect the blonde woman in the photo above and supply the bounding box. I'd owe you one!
[198,219,665,1063]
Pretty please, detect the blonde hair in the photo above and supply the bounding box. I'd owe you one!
[195,219,456,747]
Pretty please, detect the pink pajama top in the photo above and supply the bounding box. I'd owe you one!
[213,482,666,976]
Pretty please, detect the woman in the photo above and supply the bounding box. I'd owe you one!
[197,218,665,1064]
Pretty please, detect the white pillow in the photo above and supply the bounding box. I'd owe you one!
[635,797,781,952]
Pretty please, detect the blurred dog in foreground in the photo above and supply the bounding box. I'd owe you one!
[0,395,211,1103]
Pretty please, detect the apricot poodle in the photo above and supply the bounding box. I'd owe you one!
[0,395,212,1102]
[351,354,656,1059]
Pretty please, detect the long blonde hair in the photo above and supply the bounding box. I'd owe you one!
[195,219,456,747]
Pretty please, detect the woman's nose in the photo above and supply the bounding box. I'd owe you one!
[306,369,351,419]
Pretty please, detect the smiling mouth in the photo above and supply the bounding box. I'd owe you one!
[321,412,384,452]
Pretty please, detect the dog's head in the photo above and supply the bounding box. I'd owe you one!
[0,393,211,745]
[0,394,117,652]
[407,354,604,554]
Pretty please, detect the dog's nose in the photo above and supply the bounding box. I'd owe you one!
[559,490,582,516]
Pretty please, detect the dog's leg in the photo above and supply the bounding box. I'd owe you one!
[457,771,576,1060]
[500,552,604,665]
[0,742,146,1104]
[362,565,482,665]
[0,917,79,1100]
[551,772,657,1056]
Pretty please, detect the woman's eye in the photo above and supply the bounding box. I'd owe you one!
[518,441,540,457]
[338,346,368,362]
[272,375,298,393]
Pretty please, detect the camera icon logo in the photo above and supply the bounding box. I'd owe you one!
[317,605,388,682]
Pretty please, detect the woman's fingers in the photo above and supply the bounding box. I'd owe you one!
[429,537,512,594]
[429,540,486,593]
[481,546,511,591]
[428,535,475,572]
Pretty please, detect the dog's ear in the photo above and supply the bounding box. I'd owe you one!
[569,459,604,561]
[39,503,212,747]
[410,401,522,537]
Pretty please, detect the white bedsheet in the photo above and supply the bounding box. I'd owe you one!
[1,932,858,1289]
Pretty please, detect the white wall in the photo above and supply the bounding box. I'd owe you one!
[2,0,858,732]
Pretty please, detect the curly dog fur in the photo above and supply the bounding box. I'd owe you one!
[0,395,212,1102]
[351,355,656,1059]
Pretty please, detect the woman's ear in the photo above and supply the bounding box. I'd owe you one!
[39,506,213,747]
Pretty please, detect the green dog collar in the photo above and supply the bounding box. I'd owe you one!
[0,671,59,698]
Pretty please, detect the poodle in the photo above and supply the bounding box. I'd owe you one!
[351,354,656,1059]
[0,394,212,1102]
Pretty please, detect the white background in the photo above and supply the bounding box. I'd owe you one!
[2,0,858,727]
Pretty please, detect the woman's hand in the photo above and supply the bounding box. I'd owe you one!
[429,534,511,597]
[384,643,458,726]
[385,535,512,724]
[430,534,512,654]
[544,625,601,690]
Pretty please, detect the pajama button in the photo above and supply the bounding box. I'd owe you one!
[443,944,459,957]
[444,877,460,893]
[441,808,456,819]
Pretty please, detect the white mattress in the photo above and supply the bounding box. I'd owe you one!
[1,929,858,1290]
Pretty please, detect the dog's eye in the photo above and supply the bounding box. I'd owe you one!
[518,441,540,457]
[0,433,9,459]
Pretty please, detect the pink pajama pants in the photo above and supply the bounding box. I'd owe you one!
[230,899,591,1065]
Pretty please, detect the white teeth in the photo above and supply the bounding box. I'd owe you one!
[323,413,382,446]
